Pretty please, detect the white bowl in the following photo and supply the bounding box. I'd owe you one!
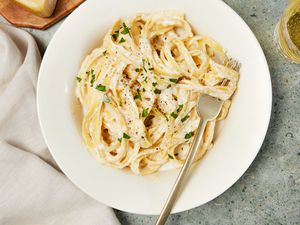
[37,0,272,215]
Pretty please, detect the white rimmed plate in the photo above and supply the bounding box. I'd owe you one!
[37,0,272,215]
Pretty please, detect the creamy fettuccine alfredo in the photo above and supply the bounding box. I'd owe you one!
[76,12,239,175]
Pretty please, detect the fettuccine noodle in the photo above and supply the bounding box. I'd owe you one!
[76,12,239,175]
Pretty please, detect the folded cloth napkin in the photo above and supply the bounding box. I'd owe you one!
[0,24,121,225]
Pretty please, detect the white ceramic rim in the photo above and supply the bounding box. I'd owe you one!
[37,0,272,215]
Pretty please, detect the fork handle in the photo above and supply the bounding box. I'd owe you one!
[155,119,208,225]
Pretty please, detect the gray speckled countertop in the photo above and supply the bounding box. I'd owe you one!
[1,0,299,224]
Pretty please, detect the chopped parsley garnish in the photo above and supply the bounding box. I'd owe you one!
[181,115,190,122]
[142,108,149,117]
[103,95,110,103]
[121,22,131,36]
[142,58,147,72]
[118,138,122,143]
[134,94,141,100]
[168,154,174,159]
[103,50,107,56]
[177,104,183,113]
[119,101,123,107]
[112,30,119,41]
[169,78,178,83]
[164,114,169,121]
[123,132,131,139]
[185,131,194,139]
[90,69,96,87]
[152,82,158,87]
[167,84,172,88]
[170,112,178,119]
[142,88,146,92]
[135,68,140,72]
[119,37,126,43]
[169,105,183,119]
[141,58,153,72]
[174,153,179,156]
[144,77,148,82]
[154,89,161,95]
[134,89,142,100]
[95,84,106,92]
[76,76,82,82]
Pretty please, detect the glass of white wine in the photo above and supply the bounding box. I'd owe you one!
[275,0,300,63]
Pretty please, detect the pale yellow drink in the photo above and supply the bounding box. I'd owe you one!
[276,0,300,63]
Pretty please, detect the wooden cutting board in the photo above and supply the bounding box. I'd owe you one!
[0,0,85,30]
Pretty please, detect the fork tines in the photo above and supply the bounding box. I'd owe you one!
[226,58,241,72]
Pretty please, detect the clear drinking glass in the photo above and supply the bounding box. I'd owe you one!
[275,0,300,63]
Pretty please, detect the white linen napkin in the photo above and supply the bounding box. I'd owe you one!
[0,24,121,225]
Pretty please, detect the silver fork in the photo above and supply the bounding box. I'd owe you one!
[155,59,240,225]
[227,58,241,71]
[155,95,224,225]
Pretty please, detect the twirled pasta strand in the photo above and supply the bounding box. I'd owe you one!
[76,12,239,175]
